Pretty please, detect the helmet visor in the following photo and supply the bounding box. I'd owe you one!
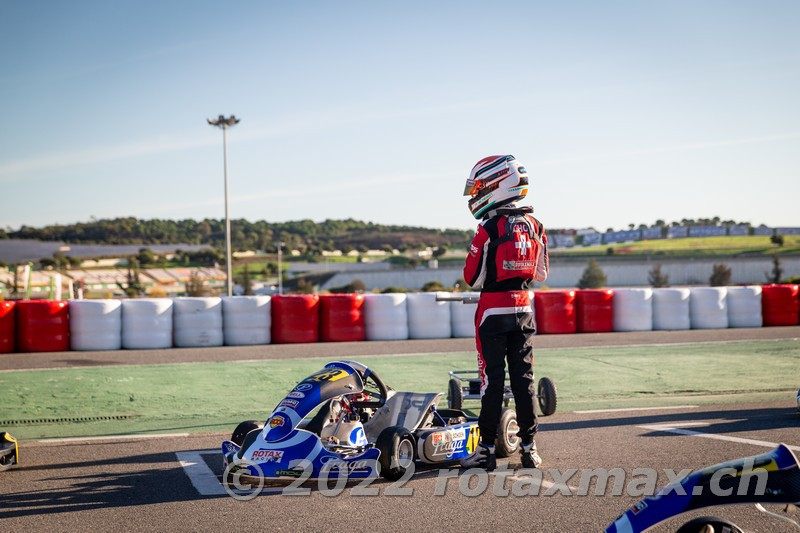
[463,179,480,196]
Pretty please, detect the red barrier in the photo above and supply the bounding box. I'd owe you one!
[761,284,799,327]
[15,300,70,352]
[271,295,320,344]
[533,290,577,334]
[320,294,365,342]
[0,301,15,353]
[576,289,614,333]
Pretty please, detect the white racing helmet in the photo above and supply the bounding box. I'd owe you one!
[463,155,529,219]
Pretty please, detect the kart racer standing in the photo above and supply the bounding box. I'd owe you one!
[462,155,548,471]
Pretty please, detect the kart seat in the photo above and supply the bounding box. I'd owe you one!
[363,391,442,442]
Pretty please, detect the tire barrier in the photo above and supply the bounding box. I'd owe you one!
[534,290,577,335]
[407,292,452,339]
[121,298,174,349]
[689,287,728,329]
[222,296,271,346]
[450,291,479,338]
[69,299,122,351]
[0,301,15,354]
[173,297,224,347]
[726,286,763,328]
[575,289,614,333]
[319,294,365,342]
[2,282,798,353]
[271,295,320,344]
[363,293,409,341]
[15,300,69,352]
[761,284,800,327]
[652,288,691,331]
[612,289,653,332]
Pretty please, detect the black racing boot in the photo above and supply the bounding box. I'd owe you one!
[520,441,542,469]
[462,442,496,471]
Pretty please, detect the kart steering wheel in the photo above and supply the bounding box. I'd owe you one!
[348,367,389,409]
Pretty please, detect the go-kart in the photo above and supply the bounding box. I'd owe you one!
[606,444,800,532]
[447,369,558,416]
[222,360,522,483]
[0,432,18,471]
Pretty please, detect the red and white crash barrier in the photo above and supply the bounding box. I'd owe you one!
[0,284,797,352]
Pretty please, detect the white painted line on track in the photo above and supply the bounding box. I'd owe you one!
[177,449,285,497]
[637,424,800,452]
[574,405,698,414]
[38,432,190,444]
[177,449,227,496]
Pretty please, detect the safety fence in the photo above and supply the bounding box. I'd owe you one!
[0,285,798,353]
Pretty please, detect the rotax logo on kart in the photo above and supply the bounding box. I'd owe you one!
[251,449,284,463]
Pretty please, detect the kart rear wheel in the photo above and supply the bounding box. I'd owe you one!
[675,516,743,533]
[495,407,520,458]
[447,378,463,410]
[376,426,415,481]
[231,420,263,447]
[0,447,16,471]
[537,377,557,416]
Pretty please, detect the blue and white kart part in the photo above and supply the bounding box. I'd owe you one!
[222,360,520,483]
[606,444,800,533]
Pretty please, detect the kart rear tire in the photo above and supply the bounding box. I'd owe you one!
[495,407,520,458]
[376,426,415,481]
[537,377,557,416]
[675,516,743,533]
[231,420,263,447]
[447,378,463,410]
[0,446,15,471]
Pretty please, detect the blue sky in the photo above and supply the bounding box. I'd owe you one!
[1,0,798,232]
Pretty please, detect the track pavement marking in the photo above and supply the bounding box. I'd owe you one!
[177,450,226,496]
[38,432,190,444]
[574,405,698,414]
[177,449,285,497]
[638,423,800,452]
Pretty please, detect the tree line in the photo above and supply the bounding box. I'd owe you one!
[4,217,474,254]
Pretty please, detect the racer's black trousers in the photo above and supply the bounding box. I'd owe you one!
[476,308,538,445]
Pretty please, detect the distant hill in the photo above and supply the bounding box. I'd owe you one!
[4,217,474,255]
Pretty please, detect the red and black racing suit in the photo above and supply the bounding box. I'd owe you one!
[463,205,549,446]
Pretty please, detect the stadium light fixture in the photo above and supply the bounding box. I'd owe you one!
[207,115,240,297]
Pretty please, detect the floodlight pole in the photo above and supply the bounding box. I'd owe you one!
[276,241,285,295]
[207,114,240,297]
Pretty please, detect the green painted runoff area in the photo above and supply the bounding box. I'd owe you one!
[1,339,797,439]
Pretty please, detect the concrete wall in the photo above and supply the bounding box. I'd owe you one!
[318,255,800,291]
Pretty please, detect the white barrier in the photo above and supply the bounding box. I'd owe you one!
[407,292,452,339]
[652,288,690,330]
[121,298,174,349]
[364,293,409,341]
[69,299,122,351]
[173,297,223,347]
[222,296,271,345]
[613,288,653,331]
[450,292,478,338]
[726,286,762,328]
[690,287,728,329]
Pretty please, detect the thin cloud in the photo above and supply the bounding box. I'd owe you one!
[533,132,800,166]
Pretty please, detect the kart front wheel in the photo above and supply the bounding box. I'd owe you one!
[447,378,463,410]
[675,516,743,533]
[231,420,263,446]
[537,377,558,416]
[495,407,520,458]
[376,426,415,481]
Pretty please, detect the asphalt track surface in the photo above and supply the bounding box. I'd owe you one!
[1,327,799,532]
